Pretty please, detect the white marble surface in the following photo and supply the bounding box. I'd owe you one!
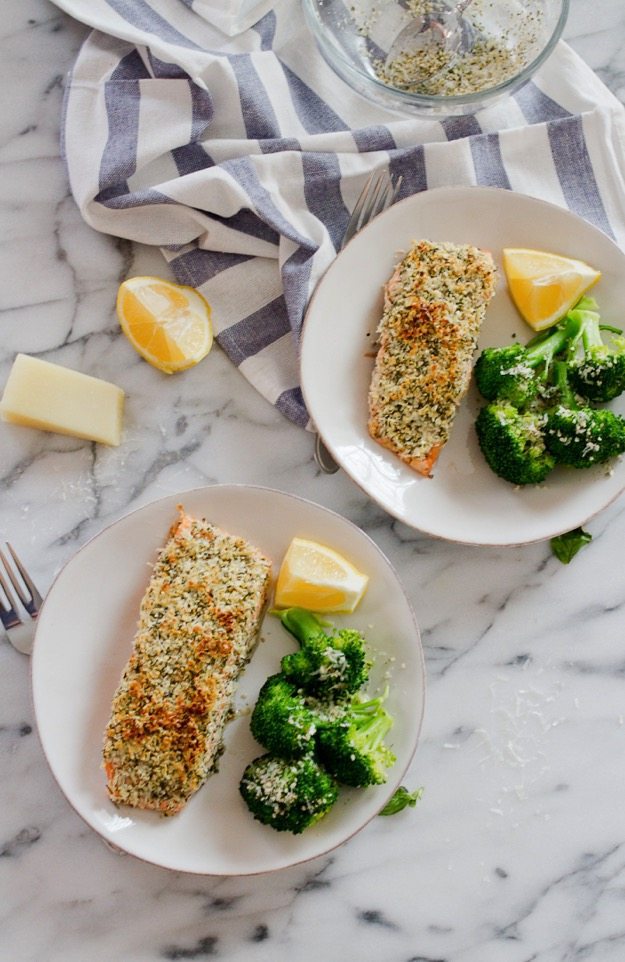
[2,2,625,960]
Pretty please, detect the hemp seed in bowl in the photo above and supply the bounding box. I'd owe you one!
[302,0,569,117]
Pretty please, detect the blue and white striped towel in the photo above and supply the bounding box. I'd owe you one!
[52,0,625,427]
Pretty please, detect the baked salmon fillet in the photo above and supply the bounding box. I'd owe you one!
[368,240,497,476]
[103,509,272,816]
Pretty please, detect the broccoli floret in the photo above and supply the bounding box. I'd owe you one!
[567,296,625,402]
[316,691,396,787]
[474,344,538,407]
[475,400,556,485]
[239,753,339,834]
[250,673,318,758]
[545,361,625,467]
[303,690,351,726]
[274,607,370,695]
[474,316,579,407]
[546,408,625,467]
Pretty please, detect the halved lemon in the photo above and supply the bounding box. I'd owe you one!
[502,248,601,331]
[116,276,213,373]
[274,537,369,613]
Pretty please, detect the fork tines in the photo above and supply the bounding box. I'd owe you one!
[0,561,21,631]
[0,543,43,621]
[351,170,388,232]
[343,170,404,249]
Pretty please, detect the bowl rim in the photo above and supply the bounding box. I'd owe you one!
[302,0,571,108]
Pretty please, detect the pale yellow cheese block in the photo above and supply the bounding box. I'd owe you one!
[0,353,124,446]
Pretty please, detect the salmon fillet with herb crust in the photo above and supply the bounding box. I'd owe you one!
[368,240,497,476]
[103,508,272,816]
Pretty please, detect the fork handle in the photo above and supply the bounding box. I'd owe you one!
[314,433,340,474]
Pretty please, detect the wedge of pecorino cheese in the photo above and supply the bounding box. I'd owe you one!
[103,508,272,815]
[368,240,496,476]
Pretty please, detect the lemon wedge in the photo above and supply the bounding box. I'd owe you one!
[274,537,369,613]
[116,276,213,373]
[502,248,601,331]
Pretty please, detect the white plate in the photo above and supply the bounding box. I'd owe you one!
[301,186,625,545]
[31,485,424,875]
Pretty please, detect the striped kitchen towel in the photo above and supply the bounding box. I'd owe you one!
[53,0,625,427]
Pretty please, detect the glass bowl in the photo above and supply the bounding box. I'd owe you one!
[301,0,570,117]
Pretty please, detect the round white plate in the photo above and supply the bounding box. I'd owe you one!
[301,186,625,545]
[31,485,424,875]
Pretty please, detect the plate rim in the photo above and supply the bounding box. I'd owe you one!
[301,185,625,546]
[31,483,426,876]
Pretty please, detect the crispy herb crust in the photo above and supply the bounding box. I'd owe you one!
[368,240,496,475]
[103,508,272,816]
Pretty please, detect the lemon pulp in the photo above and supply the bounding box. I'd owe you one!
[116,276,213,373]
[274,537,369,613]
[503,248,601,331]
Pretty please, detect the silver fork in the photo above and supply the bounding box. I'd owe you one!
[314,168,403,474]
[0,544,43,655]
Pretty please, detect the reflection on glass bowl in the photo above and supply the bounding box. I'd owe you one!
[302,0,570,117]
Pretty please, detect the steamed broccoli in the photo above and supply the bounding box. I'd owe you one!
[242,608,401,834]
[239,753,339,834]
[567,296,625,402]
[474,295,625,482]
[475,400,556,485]
[545,360,625,467]
[474,316,579,407]
[250,673,318,758]
[316,690,396,787]
[274,607,370,695]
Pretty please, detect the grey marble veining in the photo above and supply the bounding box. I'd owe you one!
[2,1,625,960]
